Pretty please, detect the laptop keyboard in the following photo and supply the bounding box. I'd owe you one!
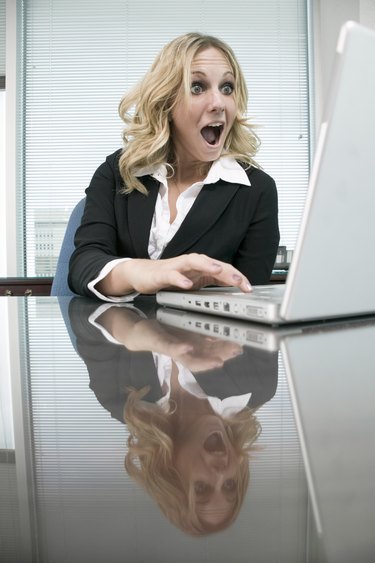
[246,286,285,303]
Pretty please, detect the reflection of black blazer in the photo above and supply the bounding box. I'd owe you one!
[68,149,279,297]
[68,298,278,423]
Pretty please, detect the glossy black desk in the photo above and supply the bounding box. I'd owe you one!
[1,296,375,563]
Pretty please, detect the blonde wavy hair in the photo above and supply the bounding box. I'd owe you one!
[123,387,261,536]
[118,32,260,194]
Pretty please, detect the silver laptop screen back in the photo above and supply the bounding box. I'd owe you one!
[281,22,375,321]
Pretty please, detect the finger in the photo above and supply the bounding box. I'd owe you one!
[212,342,243,358]
[231,273,252,292]
[176,253,223,275]
[204,267,252,293]
[181,255,252,293]
[187,356,225,372]
[164,342,195,356]
[163,255,252,294]
[164,269,194,289]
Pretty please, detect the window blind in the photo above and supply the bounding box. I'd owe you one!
[19,0,310,276]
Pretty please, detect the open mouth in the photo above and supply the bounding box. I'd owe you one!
[200,123,224,146]
[204,432,226,453]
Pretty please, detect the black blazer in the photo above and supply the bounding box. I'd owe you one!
[68,149,280,297]
[67,298,279,423]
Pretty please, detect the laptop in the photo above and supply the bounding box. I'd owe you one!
[281,321,375,560]
[157,22,375,325]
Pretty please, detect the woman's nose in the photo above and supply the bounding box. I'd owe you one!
[209,454,228,472]
[209,90,225,113]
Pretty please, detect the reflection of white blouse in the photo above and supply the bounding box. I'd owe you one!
[88,157,251,303]
[153,353,251,417]
[89,303,251,417]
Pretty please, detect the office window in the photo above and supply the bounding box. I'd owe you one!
[18,0,310,276]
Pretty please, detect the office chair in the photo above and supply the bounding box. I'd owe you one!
[50,198,86,296]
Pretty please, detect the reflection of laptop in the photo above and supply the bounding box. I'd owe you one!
[157,306,375,352]
[157,22,375,325]
[157,306,304,351]
[281,322,375,561]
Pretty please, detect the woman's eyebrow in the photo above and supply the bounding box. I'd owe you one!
[191,70,207,78]
[191,70,234,79]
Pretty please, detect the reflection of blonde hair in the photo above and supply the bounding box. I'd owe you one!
[124,387,261,536]
[118,32,260,194]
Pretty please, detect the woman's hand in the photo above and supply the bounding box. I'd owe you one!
[97,306,243,371]
[97,253,252,296]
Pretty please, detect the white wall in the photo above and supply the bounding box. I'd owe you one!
[313,0,375,134]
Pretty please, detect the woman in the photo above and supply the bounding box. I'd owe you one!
[68,33,280,301]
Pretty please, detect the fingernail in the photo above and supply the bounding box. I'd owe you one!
[211,263,222,270]
[232,274,242,281]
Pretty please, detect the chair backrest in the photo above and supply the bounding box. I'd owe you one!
[50,198,86,296]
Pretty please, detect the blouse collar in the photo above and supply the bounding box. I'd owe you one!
[134,156,251,187]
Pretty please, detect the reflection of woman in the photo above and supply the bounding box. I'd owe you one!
[125,384,260,535]
[68,297,278,535]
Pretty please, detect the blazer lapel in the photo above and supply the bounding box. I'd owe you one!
[161,180,240,258]
[129,352,164,402]
[127,176,160,257]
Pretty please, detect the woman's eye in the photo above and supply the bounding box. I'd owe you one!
[194,481,210,494]
[191,82,204,95]
[223,479,236,492]
[221,82,234,95]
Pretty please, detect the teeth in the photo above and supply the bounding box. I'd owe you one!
[208,123,222,127]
